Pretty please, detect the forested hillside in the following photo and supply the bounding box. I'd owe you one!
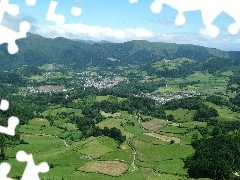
[0,33,233,71]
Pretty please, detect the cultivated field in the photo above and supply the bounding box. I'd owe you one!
[144,133,181,144]
[78,161,128,176]
[141,119,168,132]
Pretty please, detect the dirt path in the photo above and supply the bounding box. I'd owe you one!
[62,139,70,148]
[38,129,71,149]
[127,138,136,165]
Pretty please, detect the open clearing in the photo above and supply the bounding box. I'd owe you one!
[97,118,133,139]
[28,118,50,126]
[78,160,128,176]
[72,136,118,158]
[100,111,121,118]
[141,119,168,132]
[144,133,181,144]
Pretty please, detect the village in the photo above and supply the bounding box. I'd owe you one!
[145,90,201,104]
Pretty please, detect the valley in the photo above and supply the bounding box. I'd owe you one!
[0,35,240,179]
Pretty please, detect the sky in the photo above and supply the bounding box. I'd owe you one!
[5,0,240,51]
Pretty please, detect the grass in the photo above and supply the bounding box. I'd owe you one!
[143,133,181,144]
[10,105,199,180]
[17,124,42,134]
[134,142,194,176]
[69,170,148,180]
[162,71,229,96]
[204,102,240,121]
[159,125,188,135]
[141,119,168,132]
[100,111,121,118]
[7,96,206,179]
[72,136,118,158]
[28,118,50,126]
[57,122,78,131]
[96,95,109,102]
[165,109,195,122]
[96,96,126,102]
[136,159,188,176]
[123,124,148,136]
[100,150,133,164]
[42,107,83,117]
[5,132,88,179]
[41,126,65,136]
[97,117,134,139]
[152,58,195,71]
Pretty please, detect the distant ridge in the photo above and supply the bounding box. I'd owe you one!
[0,33,237,71]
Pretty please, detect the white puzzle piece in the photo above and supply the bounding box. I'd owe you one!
[16,151,49,180]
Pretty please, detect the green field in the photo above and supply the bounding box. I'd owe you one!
[5,107,200,179]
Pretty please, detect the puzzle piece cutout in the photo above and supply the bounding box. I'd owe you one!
[0,100,19,136]
[0,0,36,54]
[0,116,19,136]
[131,0,240,37]
[0,163,14,180]
[0,21,30,54]
[16,151,49,180]
[0,151,49,180]
[46,0,82,25]
[0,99,9,111]
[46,0,65,25]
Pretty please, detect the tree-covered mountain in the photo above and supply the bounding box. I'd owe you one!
[0,33,235,72]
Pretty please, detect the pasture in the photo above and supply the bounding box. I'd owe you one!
[78,161,128,176]
[5,99,203,179]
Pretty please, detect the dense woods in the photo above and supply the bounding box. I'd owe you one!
[185,120,240,179]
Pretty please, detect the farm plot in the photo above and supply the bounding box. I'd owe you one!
[28,118,50,126]
[42,107,83,117]
[141,119,168,132]
[134,142,194,176]
[78,160,128,176]
[5,134,84,179]
[204,102,240,121]
[143,133,181,144]
[100,150,133,164]
[165,108,195,122]
[100,111,121,118]
[71,136,118,158]
[97,118,133,139]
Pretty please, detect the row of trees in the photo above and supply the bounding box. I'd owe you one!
[100,79,166,97]
[98,95,166,119]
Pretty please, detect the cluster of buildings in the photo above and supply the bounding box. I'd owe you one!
[83,78,119,90]
[26,86,74,93]
[145,91,200,104]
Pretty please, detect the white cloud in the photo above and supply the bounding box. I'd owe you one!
[32,23,154,42]
[31,23,240,51]
[199,28,209,37]
[129,0,138,4]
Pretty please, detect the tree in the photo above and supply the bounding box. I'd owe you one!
[193,106,219,121]
[167,114,175,121]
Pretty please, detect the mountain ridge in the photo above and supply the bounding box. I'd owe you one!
[0,33,237,71]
